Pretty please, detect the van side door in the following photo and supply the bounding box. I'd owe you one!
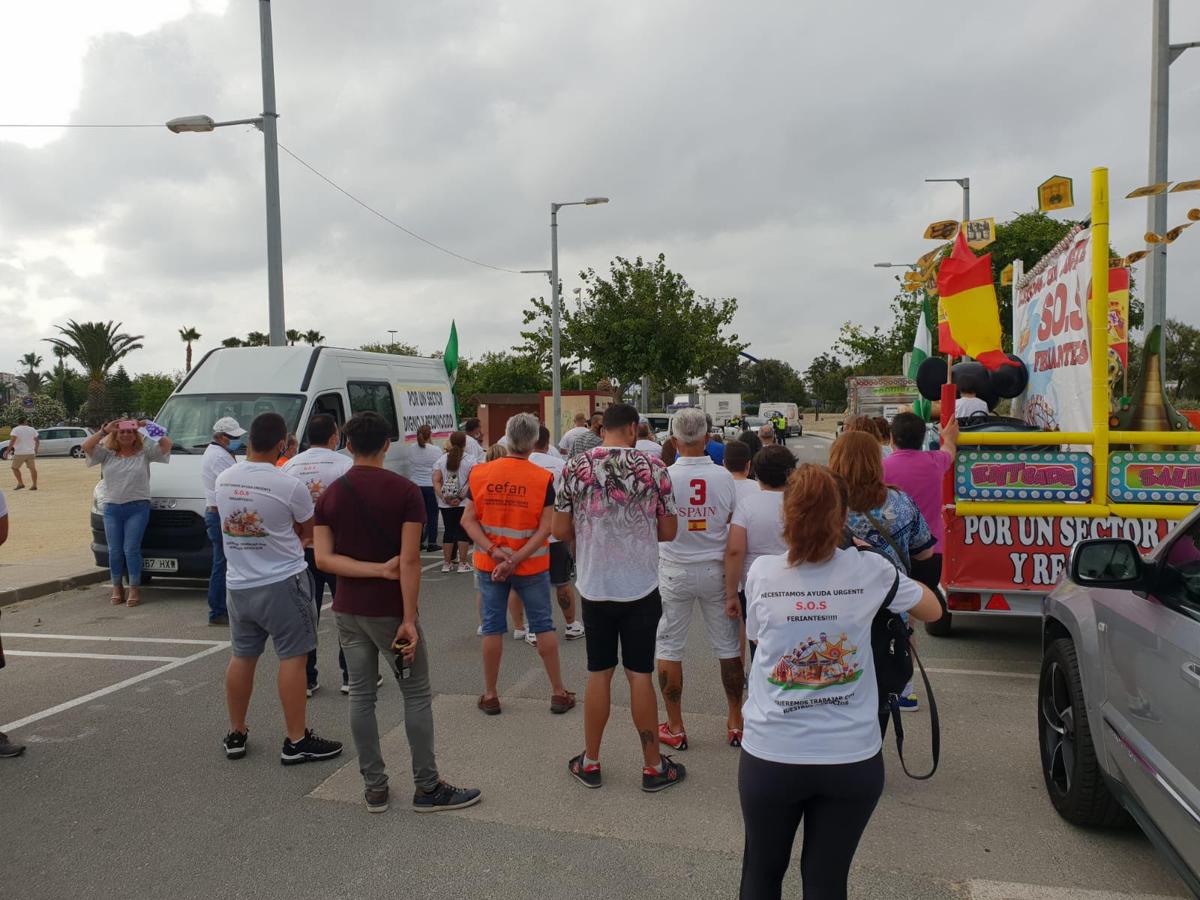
[346,380,403,473]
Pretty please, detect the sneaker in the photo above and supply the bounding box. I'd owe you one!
[476,624,484,636]
[340,680,350,695]
[642,755,687,793]
[365,785,389,814]
[457,562,473,574]
[280,729,343,765]
[208,614,229,626]
[412,780,482,813]
[658,722,688,751]
[440,563,454,574]
[525,630,538,647]
[564,621,585,640]
[550,690,577,715]
[223,729,248,760]
[0,731,27,758]
[898,694,919,712]
[512,627,528,641]
[306,681,320,698]
[568,753,602,789]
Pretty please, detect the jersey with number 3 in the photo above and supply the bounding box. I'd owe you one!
[659,455,737,564]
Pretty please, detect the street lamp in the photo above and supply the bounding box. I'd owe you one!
[873,262,913,269]
[546,197,608,444]
[925,177,971,222]
[165,0,285,347]
[387,329,398,351]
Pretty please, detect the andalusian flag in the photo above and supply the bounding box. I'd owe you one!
[908,294,934,420]
[936,232,1017,371]
[444,320,460,420]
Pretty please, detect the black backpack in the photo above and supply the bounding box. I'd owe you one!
[863,547,940,780]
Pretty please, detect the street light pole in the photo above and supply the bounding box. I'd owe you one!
[550,203,562,444]
[258,0,285,347]
[925,177,970,221]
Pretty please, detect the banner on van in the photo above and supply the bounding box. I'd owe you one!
[396,385,457,440]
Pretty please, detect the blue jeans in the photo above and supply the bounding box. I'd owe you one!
[103,500,151,587]
[204,509,227,619]
[477,569,555,636]
[419,486,439,547]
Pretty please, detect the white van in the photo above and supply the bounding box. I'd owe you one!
[90,346,456,579]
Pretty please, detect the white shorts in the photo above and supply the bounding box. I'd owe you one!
[655,560,740,661]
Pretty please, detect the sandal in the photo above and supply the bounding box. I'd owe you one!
[126,588,141,608]
[110,587,125,605]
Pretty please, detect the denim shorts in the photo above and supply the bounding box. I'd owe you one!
[477,569,555,637]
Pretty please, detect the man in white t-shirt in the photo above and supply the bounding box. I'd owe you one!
[530,425,584,642]
[558,412,589,456]
[635,423,663,457]
[0,486,21,759]
[216,412,343,767]
[201,416,246,627]
[656,407,743,750]
[283,413,353,695]
[9,417,39,491]
[462,417,486,463]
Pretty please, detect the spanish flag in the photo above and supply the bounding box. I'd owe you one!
[936,231,1016,370]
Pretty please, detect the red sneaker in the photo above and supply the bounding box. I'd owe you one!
[658,722,688,751]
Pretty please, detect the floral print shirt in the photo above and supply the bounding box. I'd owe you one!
[845,488,935,572]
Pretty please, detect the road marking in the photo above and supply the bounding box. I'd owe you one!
[423,560,449,572]
[925,666,1038,680]
[1,641,230,733]
[1,632,225,646]
[5,650,181,663]
[968,880,1182,899]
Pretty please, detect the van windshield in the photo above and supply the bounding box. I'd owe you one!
[155,393,305,454]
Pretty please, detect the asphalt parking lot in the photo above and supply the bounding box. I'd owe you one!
[0,439,1189,899]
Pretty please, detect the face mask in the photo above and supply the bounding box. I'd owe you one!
[227,440,245,453]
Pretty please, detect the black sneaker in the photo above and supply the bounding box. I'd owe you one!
[642,755,686,793]
[412,781,482,812]
[365,785,389,814]
[223,729,248,760]
[0,731,26,758]
[208,614,229,626]
[280,729,343,766]
[568,753,601,789]
[306,680,320,698]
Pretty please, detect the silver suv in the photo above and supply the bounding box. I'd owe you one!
[1040,511,1200,895]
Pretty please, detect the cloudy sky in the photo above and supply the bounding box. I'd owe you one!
[3,0,1200,380]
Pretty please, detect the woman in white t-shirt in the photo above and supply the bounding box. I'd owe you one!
[738,464,940,899]
[410,425,445,551]
[432,431,474,573]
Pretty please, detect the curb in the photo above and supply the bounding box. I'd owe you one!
[0,569,109,608]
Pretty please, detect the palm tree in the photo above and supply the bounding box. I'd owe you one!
[303,330,325,345]
[245,331,269,347]
[221,337,245,348]
[49,345,71,402]
[285,329,302,346]
[179,326,201,371]
[45,320,144,426]
[19,352,44,395]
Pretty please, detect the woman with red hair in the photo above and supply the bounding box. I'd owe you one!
[738,463,940,899]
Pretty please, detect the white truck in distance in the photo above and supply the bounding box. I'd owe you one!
[701,392,741,427]
[758,402,802,436]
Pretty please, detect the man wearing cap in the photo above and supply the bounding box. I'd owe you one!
[202,417,246,626]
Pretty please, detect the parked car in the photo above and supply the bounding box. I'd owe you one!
[0,426,93,460]
[1039,513,1200,896]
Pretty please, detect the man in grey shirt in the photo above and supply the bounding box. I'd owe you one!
[571,413,604,457]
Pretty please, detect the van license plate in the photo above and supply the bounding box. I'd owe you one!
[143,558,178,573]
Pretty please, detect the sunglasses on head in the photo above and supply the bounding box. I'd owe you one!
[117,428,138,435]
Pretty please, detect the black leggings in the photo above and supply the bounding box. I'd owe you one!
[738,749,884,900]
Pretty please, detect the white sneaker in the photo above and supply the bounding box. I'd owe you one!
[512,627,528,641]
[564,621,585,640]
[525,630,538,647]
[457,562,473,574]
[476,624,485,636]
[441,563,453,574]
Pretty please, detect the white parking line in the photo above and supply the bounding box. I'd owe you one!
[1,632,225,646]
[5,650,181,663]
[925,666,1038,680]
[1,641,231,733]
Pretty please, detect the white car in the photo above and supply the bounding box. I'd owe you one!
[0,426,93,459]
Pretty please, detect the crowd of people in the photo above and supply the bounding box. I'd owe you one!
[1,399,954,897]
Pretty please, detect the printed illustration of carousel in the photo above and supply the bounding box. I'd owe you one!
[768,632,863,691]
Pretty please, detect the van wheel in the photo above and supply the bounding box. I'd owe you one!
[1038,639,1127,827]
[923,589,952,636]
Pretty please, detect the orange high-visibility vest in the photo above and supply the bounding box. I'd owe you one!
[468,456,552,576]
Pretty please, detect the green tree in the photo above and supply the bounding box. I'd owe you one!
[835,291,923,375]
[285,329,302,346]
[0,394,67,429]
[244,332,269,347]
[221,337,244,348]
[452,352,551,418]
[805,352,852,412]
[105,366,138,418]
[179,326,201,371]
[520,254,743,400]
[703,353,745,393]
[741,358,809,409]
[361,341,420,356]
[45,320,144,427]
[19,352,45,395]
[133,372,178,417]
[303,330,325,345]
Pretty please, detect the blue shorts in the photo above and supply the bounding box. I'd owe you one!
[477,570,555,637]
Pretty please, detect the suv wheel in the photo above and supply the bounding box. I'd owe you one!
[0,447,9,461]
[70,445,85,458]
[1038,639,1127,826]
